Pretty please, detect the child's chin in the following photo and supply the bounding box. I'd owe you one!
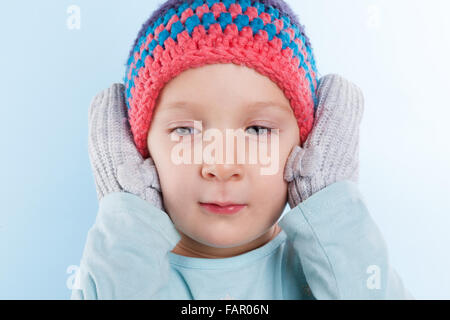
[189,226,267,250]
[199,234,255,250]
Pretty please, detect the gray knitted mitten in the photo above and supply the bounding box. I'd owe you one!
[283,74,364,208]
[88,83,164,210]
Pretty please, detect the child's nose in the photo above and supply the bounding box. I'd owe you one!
[201,163,244,182]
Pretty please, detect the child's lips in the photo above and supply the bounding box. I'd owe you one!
[199,202,247,215]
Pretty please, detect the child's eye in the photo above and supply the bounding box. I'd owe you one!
[245,125,272,136]
[172,127,200,136]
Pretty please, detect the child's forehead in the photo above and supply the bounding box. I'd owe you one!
[159,99,292,116]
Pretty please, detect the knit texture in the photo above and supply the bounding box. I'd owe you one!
[283,74,364,208]
[87,83,164,209]
[123,0,319,158]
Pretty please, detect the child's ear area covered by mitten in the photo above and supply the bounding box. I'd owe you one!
[87,82,165,211]
[283,145,323,182]
[283,74,365,207]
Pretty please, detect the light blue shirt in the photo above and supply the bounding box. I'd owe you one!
[71,180,413,299]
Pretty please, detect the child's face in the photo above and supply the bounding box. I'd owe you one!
[147,63,300,258]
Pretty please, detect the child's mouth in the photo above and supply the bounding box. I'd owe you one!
[199,202,247,215]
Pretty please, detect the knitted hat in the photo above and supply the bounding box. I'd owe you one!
[123,0,319,158]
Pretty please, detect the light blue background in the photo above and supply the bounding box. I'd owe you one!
[1,0,449,299]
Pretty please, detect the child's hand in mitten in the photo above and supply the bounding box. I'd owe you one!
[283,74,364,208]
[88,83,164,210]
